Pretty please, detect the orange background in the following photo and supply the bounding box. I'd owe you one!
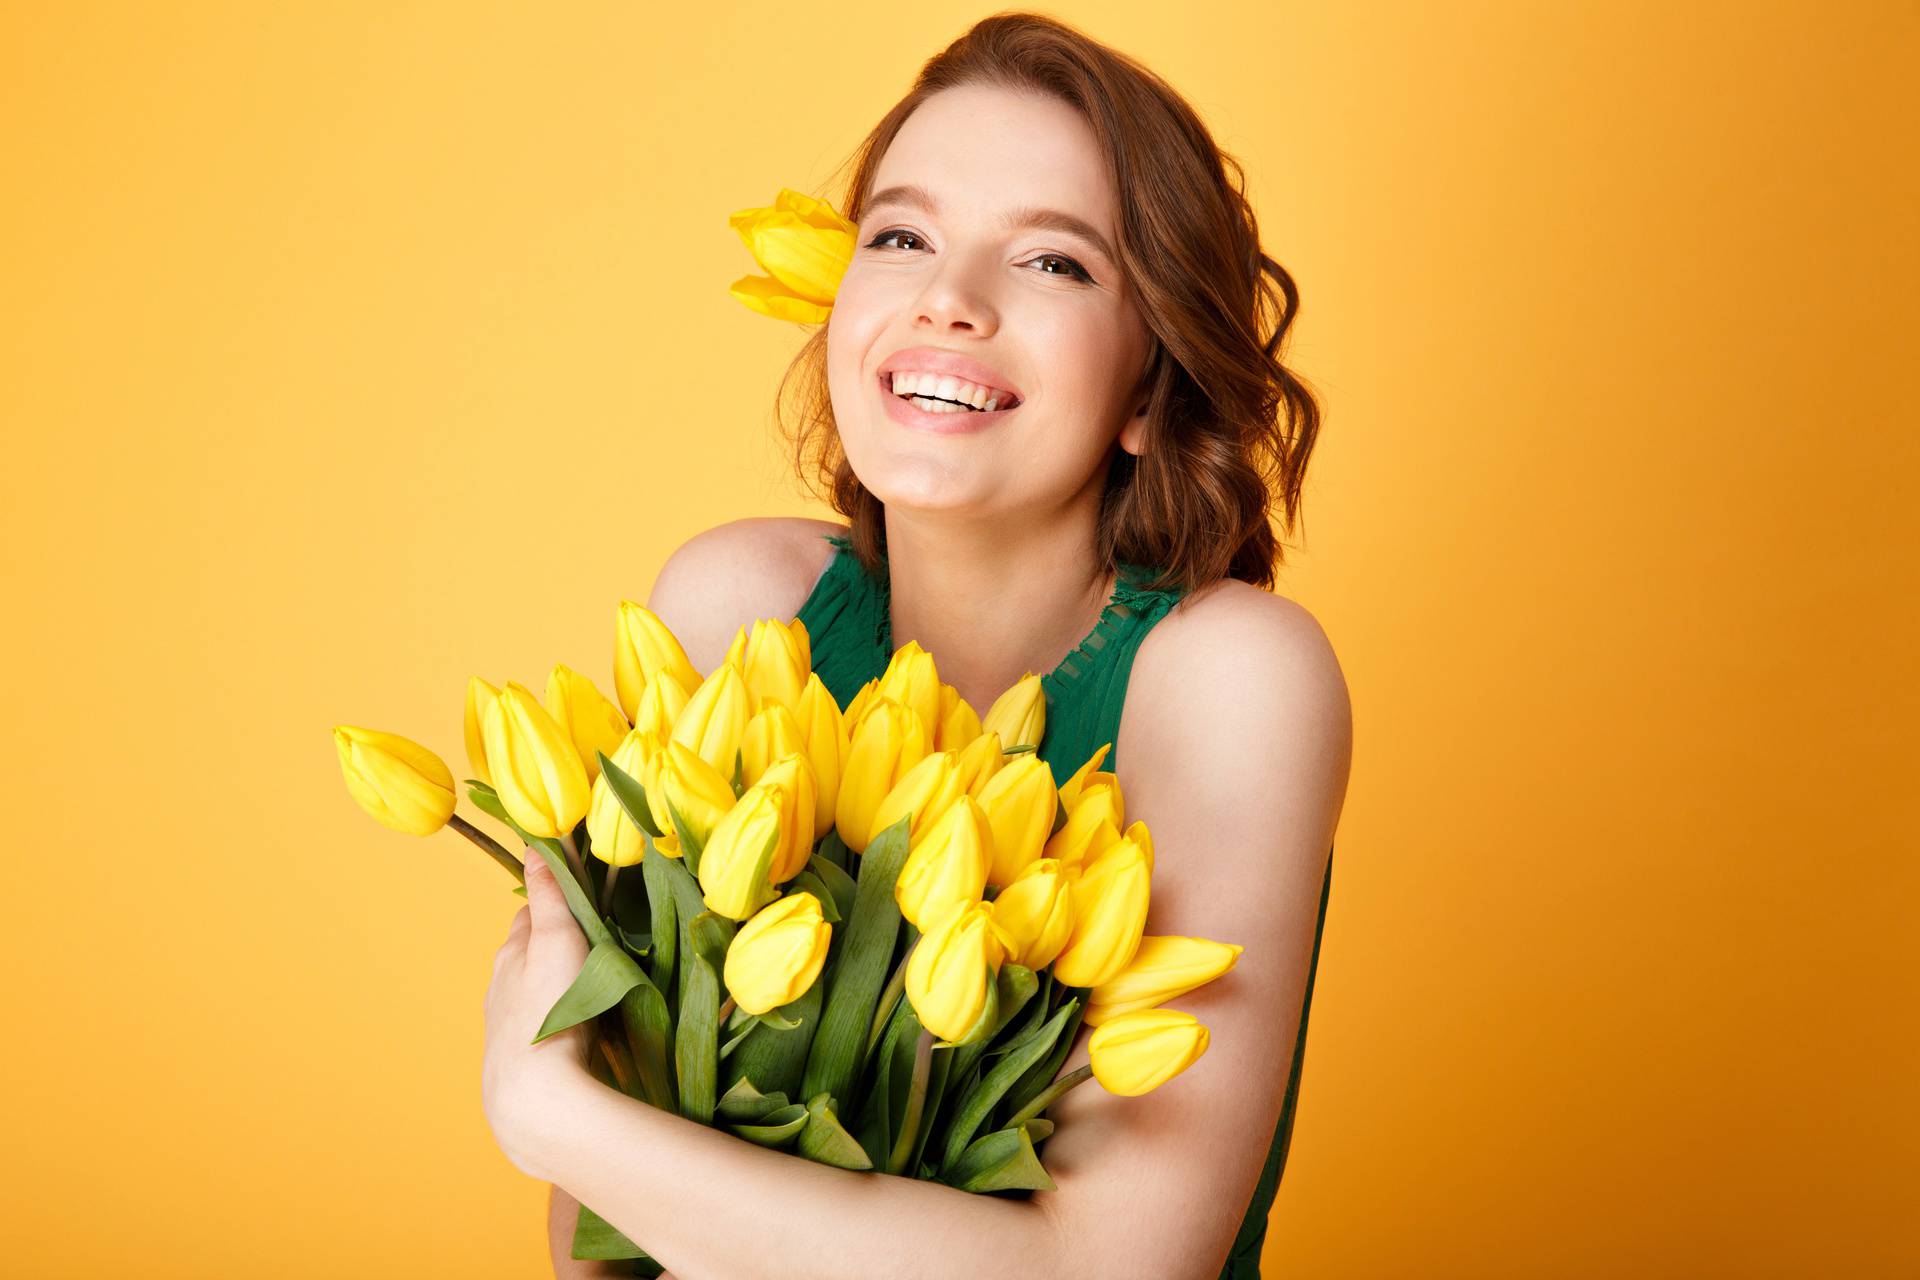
[3,3,1914,1275]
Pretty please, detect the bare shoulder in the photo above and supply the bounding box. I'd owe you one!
[644,516,849,675]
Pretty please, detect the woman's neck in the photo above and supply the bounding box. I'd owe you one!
[880,507,1117,718]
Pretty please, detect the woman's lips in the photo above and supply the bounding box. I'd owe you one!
[877,372,1023,435]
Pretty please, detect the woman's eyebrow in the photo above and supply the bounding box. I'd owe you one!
[866,183,1116,265]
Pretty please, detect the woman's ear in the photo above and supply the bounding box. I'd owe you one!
[1118,405,1149,456]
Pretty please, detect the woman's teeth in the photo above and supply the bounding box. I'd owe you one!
[904,394,981,414]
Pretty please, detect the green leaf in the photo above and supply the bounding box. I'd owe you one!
[716,1076,789,1123]
[997,995,1086,1132]
[814,828,851,873]
[788,869,842,923]
[942,1119,1057,1193]
[802,814,914,1107]
[946,965,1038,1084]
[727,1101,810,1147]
[568,1200,654,1264]
[674,912,732,1125]
[720,973,823,1101]
[804,852,858,922]
[1048,797,1068,837]
[533,940,648,1044]
[511,884,527,898]
[641,840,679,999]
[617,978,676,1111]
[939,998,1078,1172]
[615,923,652,959]
[797,1091,873,1171]
[466,783,613,949]
[595,750,664,837]
[664,792,707,879]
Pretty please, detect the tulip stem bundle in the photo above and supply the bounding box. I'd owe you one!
[446,813,526,883]
[336,600,1247,1273]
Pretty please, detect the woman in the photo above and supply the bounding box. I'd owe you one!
[484,13,1351,1278]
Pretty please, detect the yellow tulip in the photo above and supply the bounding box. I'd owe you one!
[741,700,808,789]
[1056,743,1112,811]
[1051,838,1151,989]
[1070,771,1125,826]
[724,891,832,1015]
[727,187,858,324]
[952,730,1004,800]
[1044,801,1123,879]
[334,726,457,837]
[544,663,631,784]
[786,616,812,674]
[1084,936,1243,1027]
[480,683,594,840]
[836,696,929,852]
[975,754,1057,888]
[755,753,818,883]
[1088,1008,1210,1096]
[463,678,500,786]
[845,676,880,729]
[585,728,659,867]
[988,858,1074,971]
[904,899,1016,1045]
[982,673,1046,751]
[647,739,737,852]
[613,601,701,723]
[875,642,942,742]
[869,750,966,850]
[698,782,788,920]
[671,661,752,784]
[632,668,691,742]
[934,684,984,753]
[741,617,808,717]
[894,795,993,932]
[792,675,845,840]
[1120,819,1155,877]
[721,624,748,674]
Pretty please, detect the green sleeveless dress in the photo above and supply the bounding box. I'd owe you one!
[795,532,1334,1279]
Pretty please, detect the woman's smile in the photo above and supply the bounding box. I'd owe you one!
[877,370,1025,435]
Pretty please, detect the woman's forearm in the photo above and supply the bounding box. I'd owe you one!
[548,1183,648,1278]
[527,1074,1069,1280]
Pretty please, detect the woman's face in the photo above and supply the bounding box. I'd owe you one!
[826,84,1152,522]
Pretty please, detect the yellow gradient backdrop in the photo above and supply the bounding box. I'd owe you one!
[2,3,1913,1275]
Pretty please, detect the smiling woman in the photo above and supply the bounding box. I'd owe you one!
[510,12,1346,1280]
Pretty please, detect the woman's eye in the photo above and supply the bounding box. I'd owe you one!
[863,230,1094,284]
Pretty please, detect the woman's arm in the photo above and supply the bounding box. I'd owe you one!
[500,589,1351,1280]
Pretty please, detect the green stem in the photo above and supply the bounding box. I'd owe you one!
[558,831,590,897]
[599,857,622,915]
[448,813,524,883]
[1005,1063,1094,1130]
[887,1025,935,1175]
[867,937,916,1062]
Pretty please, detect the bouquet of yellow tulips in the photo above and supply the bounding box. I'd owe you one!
[335,601,1245,1271]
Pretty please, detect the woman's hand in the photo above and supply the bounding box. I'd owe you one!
[482,848,597,1179]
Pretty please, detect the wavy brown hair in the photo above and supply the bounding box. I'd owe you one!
[775,10,1321,595]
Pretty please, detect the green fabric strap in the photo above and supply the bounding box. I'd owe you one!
[794,532,1333,1278]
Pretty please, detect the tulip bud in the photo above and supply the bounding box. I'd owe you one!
[792,675,845,840]
[671,662,752,784]
[1056,743,1112,812]
[1088,1008,1210,1096]
[632,668,691,742]
[334,726,458,836]
[933,684,983,752]
[613,601,702,723]
[975,754,1057,888]
[721,624,748,674]
[480,683,593,840]
[875,642,942,741]
[952,730,1004,800]
[988,858,1074,970]
[904,899,1016,1045]
[698,782,788,920]
[1045,803,1123,879]
[585,728,658,867]
[755,753,818,883]
[982,672,1046,752]
[724,891,832,1015]
[845,676,880,729]
[741,700,807,789]
[786,616,812,673]
[727,187,858,324]
[835,696,929,852]
[870,750,966,850]
[647,739,737,852]
[741,617,809,717]
[1084,936,1243,1026]
[1051,838,1150,988]
[1121,819,1154,877]
[545,663,631,785]
[894,795,993,932]
[463,678,500,787]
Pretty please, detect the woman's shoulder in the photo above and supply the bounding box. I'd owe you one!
[645,517,849,673]
[1125,577,1351,765]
